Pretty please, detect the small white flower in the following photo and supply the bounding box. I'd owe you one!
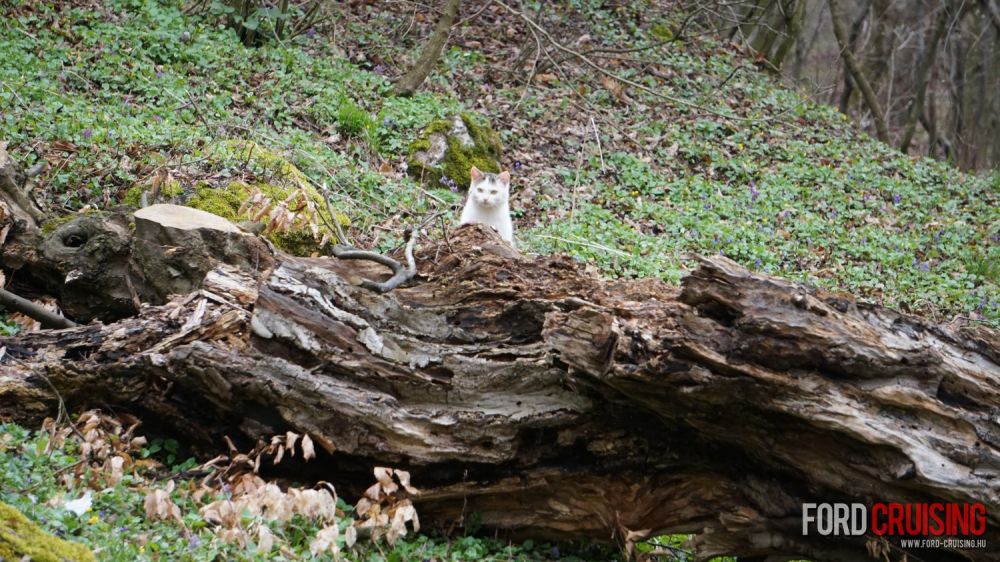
[64,491,93,516]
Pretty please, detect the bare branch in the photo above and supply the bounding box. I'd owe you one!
[330,228,419,293]
[0,288,78,329]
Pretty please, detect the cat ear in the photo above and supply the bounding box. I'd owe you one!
[498,171,511,186]
[470,167,482,182]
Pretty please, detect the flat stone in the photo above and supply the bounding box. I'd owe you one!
[135,203,241,233]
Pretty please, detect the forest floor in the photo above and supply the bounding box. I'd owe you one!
[0,0,998,560]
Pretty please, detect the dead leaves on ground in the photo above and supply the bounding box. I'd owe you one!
[239,185,334,248]
[38,411,421,558]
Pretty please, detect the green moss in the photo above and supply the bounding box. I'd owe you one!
[212,140,309,188]
[0,502,94,562]
[122,179,185,207]
[186,181,247,220]
[40,214,81,235]
[186,180,349,256]
[406,113,502,189]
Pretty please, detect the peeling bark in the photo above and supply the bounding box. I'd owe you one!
[0,218,998,561]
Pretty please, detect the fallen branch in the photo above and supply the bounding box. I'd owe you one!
[0,288,77,329]
[330,227,419,293]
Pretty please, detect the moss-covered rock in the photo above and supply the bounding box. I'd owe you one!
[121,140,349,256]
[407,113,502,189]
[186,180,348,256]
[0,501,94,562]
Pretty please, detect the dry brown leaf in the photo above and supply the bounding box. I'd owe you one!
[256,525,275,554]
[285,431,300,457]
[144,485,182,523]
[309,523,340,556]
[533,73,557,84]
[301,434,315,461]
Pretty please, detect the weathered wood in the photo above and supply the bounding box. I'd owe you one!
[0,220,997,561]
[0,142,45,227]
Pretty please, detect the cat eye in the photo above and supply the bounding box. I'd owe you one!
[490,190,498,195]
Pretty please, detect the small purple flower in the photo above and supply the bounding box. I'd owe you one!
[918,262,930,272]
[156,70,163,78]
[893,193,902,205]
[514,160,523,171]
[82,128,93,139]
[306,27,316,38]
[754,258,763,269]
[372,64,384,75]
[749,182,759,202]
[439,176,458,192]
[934,231,941,242]
[991,233,999,243]
[188,534,202,549]
[382,116,395,128]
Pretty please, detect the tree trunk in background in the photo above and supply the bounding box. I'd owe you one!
[829,0,890,141]
[836,0,872,113]
[768,0,806,68]
[393,0,462,96]
[1,207,998,562]
[737,0,806,70]
[898,2,950,153]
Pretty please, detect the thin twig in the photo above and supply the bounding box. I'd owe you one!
[455,0,495,26]
[590,116,605,172]
[494,0,778,124]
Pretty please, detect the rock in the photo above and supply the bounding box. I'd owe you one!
[131,204,274,303]
[407,113,503,189]
[123,140,348,256]
[0,501,95,562]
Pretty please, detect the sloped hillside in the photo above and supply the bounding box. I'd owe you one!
[2,0,997,324]
[0,2,998,560]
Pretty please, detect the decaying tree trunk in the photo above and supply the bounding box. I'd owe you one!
[0,204,998,562]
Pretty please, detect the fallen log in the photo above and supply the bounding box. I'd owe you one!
[0,205,997,561]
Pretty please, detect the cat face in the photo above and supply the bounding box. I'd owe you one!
[469,166,510,209]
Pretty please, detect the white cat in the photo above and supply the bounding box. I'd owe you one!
[459,166,515,247]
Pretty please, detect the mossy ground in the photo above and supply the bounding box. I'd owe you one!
[0,501,94,562]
